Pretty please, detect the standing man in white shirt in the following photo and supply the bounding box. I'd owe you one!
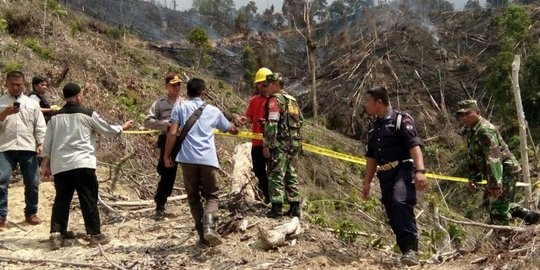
[0,71,46,228]
[41,83,133,249]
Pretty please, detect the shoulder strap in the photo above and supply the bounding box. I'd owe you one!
[178,103,207,147]
[395,113,402,131]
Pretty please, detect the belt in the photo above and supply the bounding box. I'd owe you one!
[378,159,413,171]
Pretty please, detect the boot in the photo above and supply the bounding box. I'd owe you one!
[202,214,223,247]
[400,250,419,266]
[49,232,62,250]
[89,234,111,246]
[284,202,301,218]
[266,203,283,218]
[512,207,540,225]
[154,207,165,221]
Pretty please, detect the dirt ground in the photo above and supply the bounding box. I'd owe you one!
[0,170,510,270]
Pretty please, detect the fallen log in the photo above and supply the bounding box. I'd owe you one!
[257,217,302,250]
[104,195,187,207]
[0,255,107,268]
[440,215,527,232]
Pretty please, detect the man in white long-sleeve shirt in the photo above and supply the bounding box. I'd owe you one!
[41,83,133,250]
[0,71,46,228]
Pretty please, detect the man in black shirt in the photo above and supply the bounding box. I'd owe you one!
[362,86,427,266]
[28,76,57,123]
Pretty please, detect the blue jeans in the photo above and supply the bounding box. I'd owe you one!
[0,151,40,218]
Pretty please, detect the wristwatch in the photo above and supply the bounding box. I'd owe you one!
[414,169,426,174]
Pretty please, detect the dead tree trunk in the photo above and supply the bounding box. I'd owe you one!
[293,1,317,121]
[230,143,256,202]
[511,55,534,210]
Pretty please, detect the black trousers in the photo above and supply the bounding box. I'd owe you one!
[377,163,418,254]
[50,168,101,235]
[251,145,269,202]
[154,135,181,209]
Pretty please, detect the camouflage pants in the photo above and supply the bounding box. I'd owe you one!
[487,169,519,225]
[267,147,300,204]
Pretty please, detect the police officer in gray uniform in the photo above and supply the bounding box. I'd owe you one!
[144,73,184,220]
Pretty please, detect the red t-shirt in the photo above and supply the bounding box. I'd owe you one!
[245,94,267,146]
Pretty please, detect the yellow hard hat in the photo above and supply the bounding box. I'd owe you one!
[254,67,273,83]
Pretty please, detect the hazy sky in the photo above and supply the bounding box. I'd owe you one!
[168,0,481,12]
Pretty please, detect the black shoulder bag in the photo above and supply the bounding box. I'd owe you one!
[173,103,207,154]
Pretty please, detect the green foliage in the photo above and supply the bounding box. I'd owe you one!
[360,197,379,214]
[0,18,7,34]
[167,66,184,75]
[421,229,447,254]
[70,20,86,36]
[484,6,530,125]
[499,5,530,44]
[187,27,212,68]
[1,60,22,73]
[447,223,465,244]
[424,143,443,158]
[23,37,54,60]
[336,219,362,243]
[47,0,68,17]
[242,46,257,91]
[108,26,126,40]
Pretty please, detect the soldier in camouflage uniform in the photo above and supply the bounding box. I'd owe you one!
[457,100,539,225]
[263,73,303,218]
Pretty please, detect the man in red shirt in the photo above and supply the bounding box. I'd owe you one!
[240,67,273,203]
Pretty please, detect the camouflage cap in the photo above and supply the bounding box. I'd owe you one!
[456,99,478,114]
[266,73,283,82]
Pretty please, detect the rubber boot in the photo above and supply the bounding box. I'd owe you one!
[285,202,301,218]
[202,214,223,247]
[512,206,540,225]
[266,203,283,218]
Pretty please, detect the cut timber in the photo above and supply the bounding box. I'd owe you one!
[104,195,187,206]
[230,143,256,202]
[511,55,534,210]
[258,217,301,250]
[440,215,527,232]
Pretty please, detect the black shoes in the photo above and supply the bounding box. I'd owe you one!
[400,250,419,266]
[154,207,165,220]
[512,206,540,225]
[266,203,283,218]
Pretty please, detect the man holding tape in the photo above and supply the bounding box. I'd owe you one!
[144,73,185,220]
[456,99,539,225]
[362,86,426,266]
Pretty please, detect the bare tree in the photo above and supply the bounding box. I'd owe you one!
[292,1,318,120]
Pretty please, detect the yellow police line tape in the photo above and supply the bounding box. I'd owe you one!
[124,129,538,188]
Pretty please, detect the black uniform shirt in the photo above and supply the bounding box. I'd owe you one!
[365,109,422,165]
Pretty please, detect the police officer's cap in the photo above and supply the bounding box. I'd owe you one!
[456,99,478,114]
